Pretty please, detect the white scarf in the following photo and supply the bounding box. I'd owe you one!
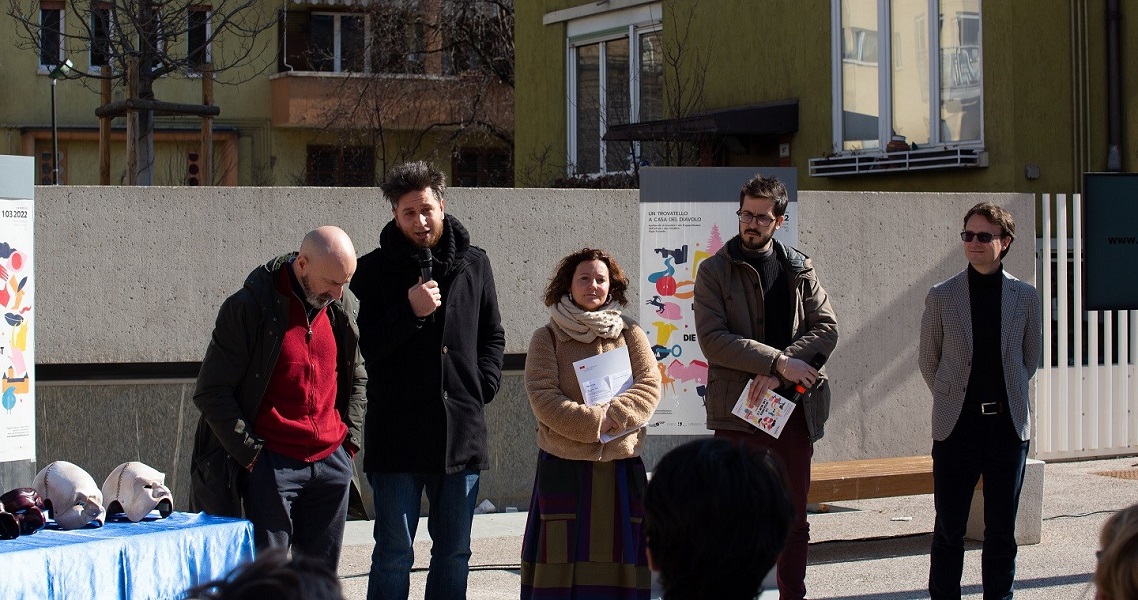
[550,295,625,343]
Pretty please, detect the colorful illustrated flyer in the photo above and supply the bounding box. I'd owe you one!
[0,155,35,463]
[639,167,797,435]
[732,383,795,439]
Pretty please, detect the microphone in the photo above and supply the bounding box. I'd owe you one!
[417,248,433,282]
[791,352,828,401]
[417,247,435,323]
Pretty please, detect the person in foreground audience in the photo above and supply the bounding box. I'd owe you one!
[185,547,344,600]
[644,437,793,600]
[1093,503,1138,599]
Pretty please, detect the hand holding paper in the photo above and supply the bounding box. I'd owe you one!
[732,378,795,438]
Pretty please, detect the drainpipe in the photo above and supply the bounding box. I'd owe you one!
[1106,0,1122,171]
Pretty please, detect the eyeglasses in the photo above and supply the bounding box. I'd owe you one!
[737,210,777,226]
[960,231,1005,243]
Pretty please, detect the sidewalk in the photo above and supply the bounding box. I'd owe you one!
[336,455,1138,599]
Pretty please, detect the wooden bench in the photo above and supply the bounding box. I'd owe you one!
[808,455,1045,545]
[809,455,934,504]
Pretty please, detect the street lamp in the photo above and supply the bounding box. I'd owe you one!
[48,58,74,185]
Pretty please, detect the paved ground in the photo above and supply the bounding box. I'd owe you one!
[335,455,1138,599]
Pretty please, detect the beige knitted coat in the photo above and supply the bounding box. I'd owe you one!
[524,315,662,462]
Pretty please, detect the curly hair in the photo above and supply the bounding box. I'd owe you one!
[542,248,630,307]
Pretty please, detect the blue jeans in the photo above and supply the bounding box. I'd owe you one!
[366,469,480,600]
[929,408,1029,600]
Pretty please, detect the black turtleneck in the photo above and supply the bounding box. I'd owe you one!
[739,242,792,353]
[964,264,1008,406]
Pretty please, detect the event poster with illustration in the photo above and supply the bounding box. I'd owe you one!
[639,167,796,435]
[0,155,35,463]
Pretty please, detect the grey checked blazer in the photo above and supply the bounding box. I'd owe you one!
[918,269,1042,442]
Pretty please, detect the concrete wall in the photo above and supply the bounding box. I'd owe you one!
[3,186,1035,513]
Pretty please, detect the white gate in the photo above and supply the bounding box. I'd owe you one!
[1036,193,1138,460]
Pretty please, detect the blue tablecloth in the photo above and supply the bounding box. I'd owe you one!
[0,511,255,600]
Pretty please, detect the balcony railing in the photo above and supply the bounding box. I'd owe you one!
[809,145,988,177]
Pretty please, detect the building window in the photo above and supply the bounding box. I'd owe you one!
[281,11,369,73]
[830,0,982,153]
[372,1,423,74]
[188,6,211,71]
[566,4,662,177]
[90,4,113,69]
[310,12,367,73]
[39,1,64,69]
[306,146,374,187]
[452,148,512,187]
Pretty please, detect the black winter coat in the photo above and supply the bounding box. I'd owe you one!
[351,215,505,474]
[190,254,368,517]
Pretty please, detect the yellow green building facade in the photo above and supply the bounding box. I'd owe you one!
[0,0,513,187]
[516,0,1136,193]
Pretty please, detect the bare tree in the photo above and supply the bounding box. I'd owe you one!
[7,0,276,184]
[290,0,514,184]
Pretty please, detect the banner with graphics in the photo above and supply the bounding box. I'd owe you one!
[639,167,797,435]
[0,156,35,463]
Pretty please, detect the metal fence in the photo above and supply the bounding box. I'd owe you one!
[1036,192,1138,460]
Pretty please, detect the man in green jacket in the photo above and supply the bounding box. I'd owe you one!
[190,226,367,569]
[694,174,838,600]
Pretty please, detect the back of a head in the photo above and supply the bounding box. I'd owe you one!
[185,548,344,600]
[644,438,793,600]
[1096,504,1138,599]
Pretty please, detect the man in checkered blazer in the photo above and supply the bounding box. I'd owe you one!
[919,202,1042,600]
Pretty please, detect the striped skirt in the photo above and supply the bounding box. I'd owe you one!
[520,451,651,600]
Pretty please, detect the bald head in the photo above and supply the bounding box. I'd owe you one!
[294,226,357,308]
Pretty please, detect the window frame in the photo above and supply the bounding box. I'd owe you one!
[187,5,212,73]
[309,11,370,74]
[305,145,375,187]
[564,3,661,177]
[88,2,115,72]
[38,1,65,72]
[827,0,985,156]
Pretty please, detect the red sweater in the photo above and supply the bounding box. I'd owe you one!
[254,267,347,462]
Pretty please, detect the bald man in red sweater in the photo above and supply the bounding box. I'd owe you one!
[191,226,368,569]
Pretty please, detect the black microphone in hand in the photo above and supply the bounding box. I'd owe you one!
[417,247,435,323]
[791,352,828,401]
[417,248,433,282]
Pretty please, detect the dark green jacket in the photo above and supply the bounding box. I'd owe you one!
[189,254,368,517]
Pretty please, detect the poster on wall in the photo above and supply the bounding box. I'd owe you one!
[0,155,35,463]
[639,167,797,435]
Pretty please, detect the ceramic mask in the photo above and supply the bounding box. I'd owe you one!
[102,462,173,522]
[32,461,106,529]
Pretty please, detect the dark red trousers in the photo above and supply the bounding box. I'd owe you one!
[715,406,813,600]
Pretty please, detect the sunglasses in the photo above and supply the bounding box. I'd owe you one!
[960,231,1004,243]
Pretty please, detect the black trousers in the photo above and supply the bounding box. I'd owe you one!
[242,445,354,569]
[929,407,1029,600]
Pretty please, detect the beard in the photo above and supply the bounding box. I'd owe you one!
[403,226,442,249]
[740,228,773,251]
[299,273,334,309]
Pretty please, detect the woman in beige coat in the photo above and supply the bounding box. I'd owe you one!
[519,248,661,600]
